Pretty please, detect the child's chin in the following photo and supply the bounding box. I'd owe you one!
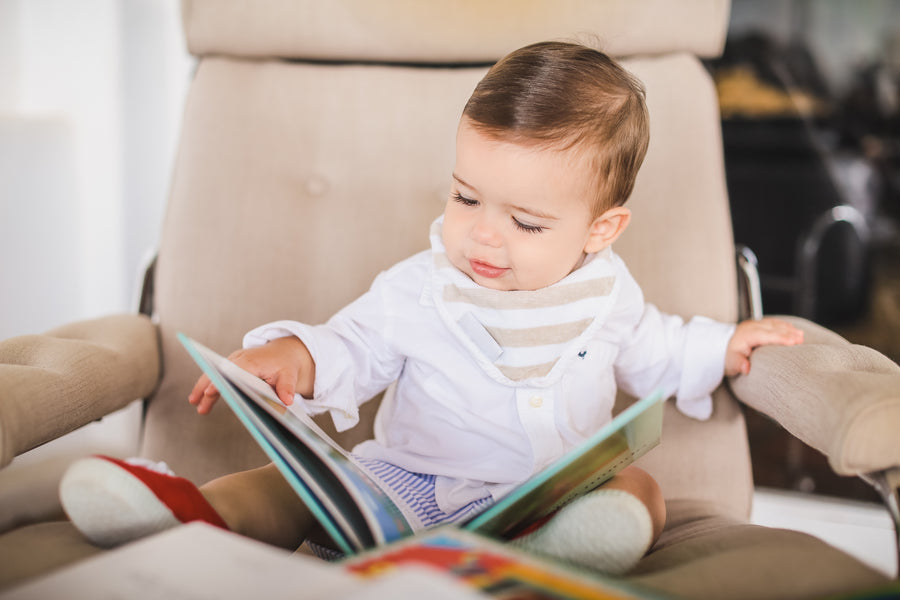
[470,273,518,291]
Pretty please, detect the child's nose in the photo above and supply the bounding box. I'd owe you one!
[470,215,502,247]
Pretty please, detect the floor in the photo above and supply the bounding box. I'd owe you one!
[752,487,897,578]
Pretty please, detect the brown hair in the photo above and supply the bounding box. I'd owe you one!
[462,41,650,215]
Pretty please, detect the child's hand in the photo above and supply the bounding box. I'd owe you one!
[725,317,804,377]
[187,336,316,415]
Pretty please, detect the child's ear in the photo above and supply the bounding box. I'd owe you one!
[584,207,631,254]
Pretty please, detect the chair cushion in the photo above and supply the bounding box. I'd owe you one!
[0,521,102,591]
[181,0,730,62]
[616,54,738,324]
[632,387,752,521]
[628,499,890,600]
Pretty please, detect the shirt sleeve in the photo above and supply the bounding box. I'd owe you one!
[243,270,406,432]
[609,266,735,421]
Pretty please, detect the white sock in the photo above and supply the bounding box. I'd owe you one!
[510,489,654,575]
[122,457,174,476]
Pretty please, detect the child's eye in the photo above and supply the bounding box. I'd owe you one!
[513,217,544,234]
[452,192,478,207]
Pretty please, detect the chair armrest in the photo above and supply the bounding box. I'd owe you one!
[728,315,900,476]
[0,314,160,467]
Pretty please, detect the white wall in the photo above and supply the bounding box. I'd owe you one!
[0,0,193,340]
[0,0,193,476]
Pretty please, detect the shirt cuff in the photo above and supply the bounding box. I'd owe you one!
[675,317,736,420]
[242,320,360,431]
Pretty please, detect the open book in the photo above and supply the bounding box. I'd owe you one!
[178,334,664,556]
[344,526,667,599]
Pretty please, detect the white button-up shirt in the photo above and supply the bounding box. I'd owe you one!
[244,249,734,513]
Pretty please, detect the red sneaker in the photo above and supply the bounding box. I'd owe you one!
[60,455,228,547]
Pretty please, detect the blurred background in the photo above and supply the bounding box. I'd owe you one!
[709,0,900,505]
[0,0,898,566]
[0,0,194,494]
[0,0,191,342]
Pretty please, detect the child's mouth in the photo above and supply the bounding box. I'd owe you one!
[469,259,508,279]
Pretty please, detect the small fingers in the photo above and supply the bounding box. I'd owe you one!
[274,376,296,406]
[741,318,804,349]
[725,352,751,377]
[196,388,220,415]
[188,374,220,415]
[728,318,804,378]
[756,317,804,346]
[188,374,212,405]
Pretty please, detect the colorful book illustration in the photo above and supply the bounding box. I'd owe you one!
[344,527,668,599]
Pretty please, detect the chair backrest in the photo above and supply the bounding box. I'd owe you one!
[143,0,752,519]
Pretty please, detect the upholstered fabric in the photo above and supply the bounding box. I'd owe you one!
[181,0,731,62]
[731,316,900,476]
[0,315,159,467]
[631,500,889,599]
[0,522,102,590]
[632,389,752,520]
[615,54,737,324]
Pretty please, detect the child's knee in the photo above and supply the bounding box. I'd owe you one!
[602,466,665,539]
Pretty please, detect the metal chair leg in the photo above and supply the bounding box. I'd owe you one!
[861,467,900,577]
[736,244,763,321]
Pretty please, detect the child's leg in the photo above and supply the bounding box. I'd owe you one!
[61,456,313,550]
[201,462,315,550]
[511,465,665,575]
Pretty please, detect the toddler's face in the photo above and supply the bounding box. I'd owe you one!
[442,119,604,291]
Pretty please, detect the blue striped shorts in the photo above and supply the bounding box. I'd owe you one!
[354,456,495,530]
[307,457,495,560]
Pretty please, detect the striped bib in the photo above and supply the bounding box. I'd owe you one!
[428,217,620,385]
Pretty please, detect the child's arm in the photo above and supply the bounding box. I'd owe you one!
[187,336,316,414]
[725,317,804,377]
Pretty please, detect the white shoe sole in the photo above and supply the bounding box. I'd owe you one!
[60,457,180,547]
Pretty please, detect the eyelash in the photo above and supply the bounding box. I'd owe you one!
[512,218,544,234]
[451,192,545,234]
[452,192,478,207]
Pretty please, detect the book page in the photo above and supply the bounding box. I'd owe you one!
[214,355,353,459]
[215,357,425,538]
[2,524,357,600]
[3,524,486,600]
[344,527,665,599]
[464,391,664,539]
[179,335,413,552]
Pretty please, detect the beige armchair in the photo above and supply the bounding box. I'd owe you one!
[1,2,899,598]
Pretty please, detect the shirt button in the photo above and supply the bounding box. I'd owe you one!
[529,396,543,408]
